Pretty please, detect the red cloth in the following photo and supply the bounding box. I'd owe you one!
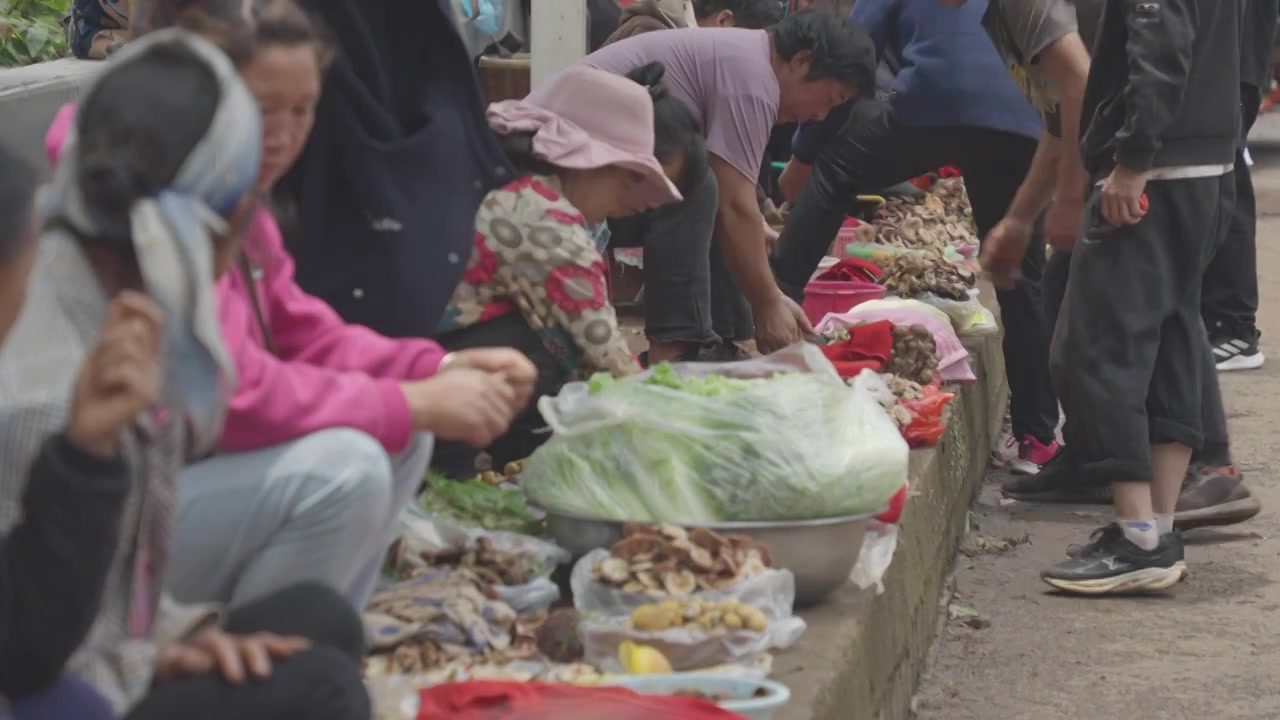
[416,681,747,720]
[938,166,961,178]
[813,258,882,283]
[819,320,894,377]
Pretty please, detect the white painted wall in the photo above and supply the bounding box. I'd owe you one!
[530,0,588,89]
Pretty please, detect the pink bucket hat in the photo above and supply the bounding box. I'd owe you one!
[487,65,683,209]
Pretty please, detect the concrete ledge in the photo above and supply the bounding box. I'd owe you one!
[776,332,1007,720]
[0,59,101,174]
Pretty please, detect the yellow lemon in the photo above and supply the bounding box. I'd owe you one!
[618,641,673,675]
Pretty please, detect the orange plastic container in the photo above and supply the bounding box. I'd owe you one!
[802,279,886,326]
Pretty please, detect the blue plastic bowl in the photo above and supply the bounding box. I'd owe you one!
[602,674,791,720]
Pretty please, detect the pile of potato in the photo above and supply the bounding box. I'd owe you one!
[629,597,769,634]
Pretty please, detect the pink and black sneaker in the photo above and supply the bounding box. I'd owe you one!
[1008,435,1061,476]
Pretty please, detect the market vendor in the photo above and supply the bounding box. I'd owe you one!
[585,10,877,363]
[603,0,786,359]
[1041,0,1241,595]
[6,31,369,719]
[0,144,122,720]
[430,62,699,479]
[47,1,536,613]
[770,0,1064,476]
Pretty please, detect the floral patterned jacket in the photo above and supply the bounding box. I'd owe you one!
[438,174,641,377]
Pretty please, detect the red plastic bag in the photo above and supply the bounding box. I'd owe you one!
[415,681,748,720]
[874,482,908,524]
[897,384,955,448]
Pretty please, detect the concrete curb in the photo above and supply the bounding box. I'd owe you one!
[0,59,100,174]
[776,332,1007,720]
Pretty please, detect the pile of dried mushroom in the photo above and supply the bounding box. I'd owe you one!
[857,177,979,253]
[878,250,976,301]
[363,568,542,677]
[387,535,542,586]
[591,523,773,596]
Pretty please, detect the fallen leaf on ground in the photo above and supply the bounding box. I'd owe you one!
[959,532,1030,557]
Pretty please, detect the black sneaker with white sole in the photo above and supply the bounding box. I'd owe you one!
[1001,451,1112,504]
[1043,529,1185,595]
[1211,335,1265,371]
[1065,524,1188,579]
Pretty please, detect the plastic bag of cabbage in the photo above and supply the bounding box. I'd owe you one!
[522,344,909,523]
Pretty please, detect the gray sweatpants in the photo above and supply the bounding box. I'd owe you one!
[167,428,434,610]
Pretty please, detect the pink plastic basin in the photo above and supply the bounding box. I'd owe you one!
[802,280,886,326]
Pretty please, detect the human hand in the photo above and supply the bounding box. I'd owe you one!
[778,159,812,203]
[753,294,814,354]
[1099,165,1150,227]
[763,222,780,255]
[401,368,521,446]
[442,348,537,409]
[155,628,310,685]
[979,216,1032,289]
[68,291,165,458]
[1045,193,1085,251]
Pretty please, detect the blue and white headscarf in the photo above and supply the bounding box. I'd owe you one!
[42,29,263,454]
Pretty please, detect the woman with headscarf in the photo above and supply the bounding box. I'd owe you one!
[54,0,533,614]
[0,29,369,720]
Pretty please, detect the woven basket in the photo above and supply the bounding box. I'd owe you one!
[477,55,532,104]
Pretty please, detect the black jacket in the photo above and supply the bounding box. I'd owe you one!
[0,433,127,702]
[282,0,515,338]
[1241,0,1280,89]
[1080,0,1241,178]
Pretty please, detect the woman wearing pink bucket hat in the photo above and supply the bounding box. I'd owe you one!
[429,62,705,478]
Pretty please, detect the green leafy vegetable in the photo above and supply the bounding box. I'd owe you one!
[421,473,545,535]
[523,356,909,523]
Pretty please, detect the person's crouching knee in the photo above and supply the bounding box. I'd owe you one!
[268,646,371,720]
[227,582,367,660]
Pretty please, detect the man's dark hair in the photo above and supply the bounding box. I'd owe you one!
[693,0,786,28]
[768,9,875,92]
[0,142,37,263]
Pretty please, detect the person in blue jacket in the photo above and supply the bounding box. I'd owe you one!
[770,0,1061,475]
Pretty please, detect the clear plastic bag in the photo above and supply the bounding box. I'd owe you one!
[581,615,805,675]
[915,290,998,336]
[391,505,571,614]
[569,549,799,620]
[814,301,975,382]
[522,344,909,523]
[849,520,901,595]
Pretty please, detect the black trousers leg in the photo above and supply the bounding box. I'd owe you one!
[960,141,1059,445]
[1202,85,1262,341]
[769,98,957,301]
[126,584,370,720]
[1053,175,1231,485]
[431,313,570,479]
[608,170,721,346]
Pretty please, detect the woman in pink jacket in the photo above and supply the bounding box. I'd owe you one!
[46,1,537,611]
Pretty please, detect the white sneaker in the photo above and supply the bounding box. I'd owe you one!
[1212,336,1265,371]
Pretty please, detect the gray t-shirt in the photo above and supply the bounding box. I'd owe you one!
[583,28,781,182]
[983,0,1079,137]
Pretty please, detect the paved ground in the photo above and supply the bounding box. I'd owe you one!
[913,119,1280,720]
